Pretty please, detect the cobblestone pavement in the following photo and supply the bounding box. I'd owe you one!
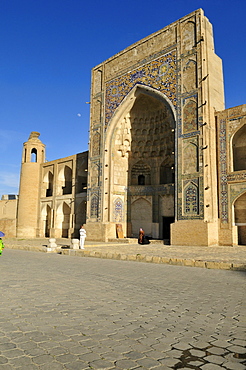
[0,248,246,369]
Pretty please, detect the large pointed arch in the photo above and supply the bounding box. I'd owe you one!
[103,84,176,238]
[104,85,176,181]
[105,85,176,147]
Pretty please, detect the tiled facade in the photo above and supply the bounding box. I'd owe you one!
[1,9,245,246]
[105,50,177,127]
[86,8,229,245]
[215,106,246,245]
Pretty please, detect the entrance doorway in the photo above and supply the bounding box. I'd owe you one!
[162,216,174,241]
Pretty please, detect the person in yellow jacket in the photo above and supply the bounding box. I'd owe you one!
[0,238,4,255]
[0,231,5,255]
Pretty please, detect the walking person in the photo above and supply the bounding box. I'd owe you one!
[79,225,86,249]
[0,231,5,255]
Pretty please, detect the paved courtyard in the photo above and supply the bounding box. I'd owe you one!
[0,248,245,369]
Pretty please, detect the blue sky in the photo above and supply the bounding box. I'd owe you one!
[0,0,245,197]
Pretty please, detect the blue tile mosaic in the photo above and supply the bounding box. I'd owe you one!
[105,50,177,127]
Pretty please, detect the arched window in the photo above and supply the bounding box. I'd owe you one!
[138,175,145,185]
[131,161,151,185]
[232,125,246,171]
[31,148,37,162]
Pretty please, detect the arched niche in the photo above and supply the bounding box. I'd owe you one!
[234,191,246,245]
[43,170,54,197]
[57,164,73,195]
[62,202,71,238]
[104,85,176,234]
[182,59,197,93]
[232,124,246,171]
[109,86,175,186]
[41,204,52,237]
[131,161,151,185]
[182,20,196,52]
[45,205,52,237]
[183,99,197,133]
[63,166,72,194]
[183,141,198,174]
[55,200,71,238]
[75,157,88,194]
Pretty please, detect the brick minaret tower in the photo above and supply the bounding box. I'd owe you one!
[16,132,45,237]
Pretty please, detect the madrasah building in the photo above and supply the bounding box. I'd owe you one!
[1,8,246,246]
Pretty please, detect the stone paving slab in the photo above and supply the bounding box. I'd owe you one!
[3,238,246,271]
[1,249,246,369]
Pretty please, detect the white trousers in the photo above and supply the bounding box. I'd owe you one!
[80,236,85,249]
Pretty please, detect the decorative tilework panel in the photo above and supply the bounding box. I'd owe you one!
[219,119,228,223]
[183,98,197,133]
[90,194,99,218]
[91,132,101,157]
[182,58,197,93]
[183,138,198,174]
[113,197,123,222]
[181,19,196,52]
[184,183,198,215]
[105,50,177,126]
[227,172,246,182]
[128,184,174,196]
[90,161,100,187]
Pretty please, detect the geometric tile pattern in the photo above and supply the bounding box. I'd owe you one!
[184,183,198,214]
[90,194,99,218]
[219,119,228,223]
[105,50,177,126]
[113,198,123,222]
[91,132,101,157]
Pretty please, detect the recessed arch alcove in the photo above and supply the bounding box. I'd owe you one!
[105,85,176,239]
[232,124,246,171]
[234,191,246,245]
